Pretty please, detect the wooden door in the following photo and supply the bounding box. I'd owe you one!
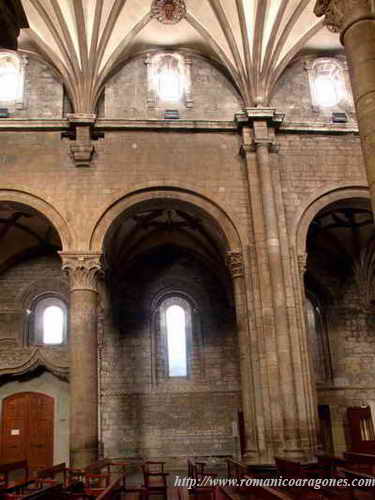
[1,392,54,468]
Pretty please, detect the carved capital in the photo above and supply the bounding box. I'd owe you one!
[314,0,372,33]
[60,252,103,292]
[226,250,244,279]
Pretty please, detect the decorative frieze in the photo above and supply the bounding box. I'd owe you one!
[60,252,103,292]
[226,250,244,279]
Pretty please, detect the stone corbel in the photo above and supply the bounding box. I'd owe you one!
[237,108,283,153]
[66,113,96,167]
[60,252,103,292]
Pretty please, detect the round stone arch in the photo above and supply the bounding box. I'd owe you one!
[89,186,243,254]
[0,187,74,251]
[293,184,370,256]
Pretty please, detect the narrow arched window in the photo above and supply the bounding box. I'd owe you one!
[166,304,187,376]
[43,305,64,344]
[159,296,193,378]
[29,295,68,346]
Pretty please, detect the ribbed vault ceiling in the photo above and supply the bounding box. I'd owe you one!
[18,0,341,113]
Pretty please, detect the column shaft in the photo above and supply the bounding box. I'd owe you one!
[343,18,375,203]
[70,289,98,467]
[256,142,300,452]
[61,252,102,468]
[242,143,283,461]
[227,251,259,461]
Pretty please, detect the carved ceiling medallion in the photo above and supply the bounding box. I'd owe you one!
[151,0,186,25]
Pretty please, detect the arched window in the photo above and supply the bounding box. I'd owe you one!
[159,296,193,378]
[0,51,27,107]
[166,304,187,376]
[29,295,68,346]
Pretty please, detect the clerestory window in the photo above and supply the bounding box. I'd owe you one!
[0,51,27,108]
[305,57,349,112]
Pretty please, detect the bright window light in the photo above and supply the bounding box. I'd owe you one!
[0,58,19,102]
[43,305,64,344]
[166,304,187,376]
[159,69,182,101]
[315,75,340,107]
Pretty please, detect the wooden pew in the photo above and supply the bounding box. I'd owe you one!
[226,459,249,482]
[341,468,375,500]
[1,483,65,499]
[217,483,296,500]
[314,455,346,477]
[274,457,349,499]
[344,452,375,475]
[0,461,30,489]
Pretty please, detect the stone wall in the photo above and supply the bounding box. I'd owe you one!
[104,54,243,120]
[0,50,373,460]
[6,55,64,119]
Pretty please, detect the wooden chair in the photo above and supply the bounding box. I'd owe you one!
[85,473,111,497]
[96,477,123,500]
[142,461,169,500]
